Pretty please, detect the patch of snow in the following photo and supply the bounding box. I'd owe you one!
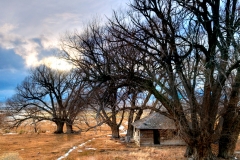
[57,138,95,160]
[85,148,96,150]
[3,132,18,135]
[119,125,125,131]
[119,125,127,135]
[120,131,127,135]
[57,146,77,160]
[79,142,86,147]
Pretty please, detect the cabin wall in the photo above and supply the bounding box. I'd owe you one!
[159,129,185,145]
[133,129,154,146]
[133,129,185,146]
[160,129,176,140]
[139,129,154,146]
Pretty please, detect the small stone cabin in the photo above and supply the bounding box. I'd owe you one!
[132,112,185,146]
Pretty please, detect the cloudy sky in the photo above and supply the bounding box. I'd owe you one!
[0,0,129,102]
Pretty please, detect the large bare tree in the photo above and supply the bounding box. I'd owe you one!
[61,22,144,138]
[61,1,240,157]
[108,0,240,159]
[7,65,87,134]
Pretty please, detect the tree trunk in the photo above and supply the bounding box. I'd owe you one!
[54,121,64,134]
[185,143,215,160]
[110,124,120,138]
[184,145,196,158]
[184,145,215,160]
[126,109,134,140]
[218,68,240,158]
[184,138,215,160]
[218,114,240,158]
[65,119,74,134]
[134,109,143,122]
[32,117,38,133]
[66,123,74,134]
[195,144,215,160]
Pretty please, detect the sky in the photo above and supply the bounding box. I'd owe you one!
[0,0,129,102]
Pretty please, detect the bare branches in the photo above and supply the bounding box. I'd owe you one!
[6,65,88,134]
[57,0,240,158]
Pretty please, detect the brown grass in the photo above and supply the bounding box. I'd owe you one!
[1,118,240,160]
[0,120,187,160]
[0,120,106,160]
[65,136,186,160]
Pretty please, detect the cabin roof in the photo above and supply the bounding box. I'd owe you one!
[132,112,176,129]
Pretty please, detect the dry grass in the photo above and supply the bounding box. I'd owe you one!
[0,120,187,160]
[0,152,23,160]
[1,116,240,160]
[0,120,106,160]
[65,135,186,160]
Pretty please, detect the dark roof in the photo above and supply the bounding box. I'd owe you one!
[132,112,176,129]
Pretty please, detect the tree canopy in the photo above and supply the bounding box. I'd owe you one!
[7,65,87,134]
[62,0,240,159]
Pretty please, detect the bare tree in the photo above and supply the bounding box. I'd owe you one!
[7,65,87,134]
[61,21,139,138]
[61,17,172,139]
[88,86,126,138]
[108,0,240,159]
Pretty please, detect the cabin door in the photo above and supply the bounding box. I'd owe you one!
[153,129,160,144]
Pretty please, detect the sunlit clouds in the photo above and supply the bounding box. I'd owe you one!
[0,23,19,49]
[0,0,128,101]
[40,56,74,71]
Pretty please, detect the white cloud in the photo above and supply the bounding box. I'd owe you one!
[0,1,129,68]
[0,23,60,68]
[0,23,17,34]
[44,12,80,24]
[0,0,129,101]
[39,56,74,71]
[0,23,20,49]
[0,26,39,67]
